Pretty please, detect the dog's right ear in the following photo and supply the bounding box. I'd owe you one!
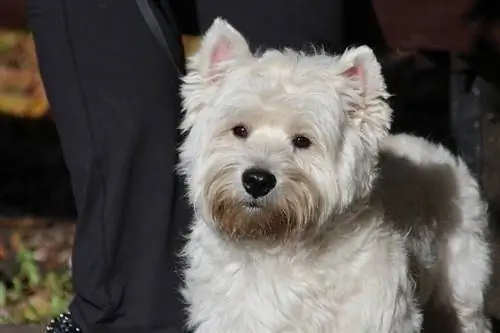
[180,18,252,132]
[191,17,252,81]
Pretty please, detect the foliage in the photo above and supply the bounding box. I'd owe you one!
[0,241,73,324]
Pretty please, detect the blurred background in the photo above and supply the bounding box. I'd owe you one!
[0,0,499,330]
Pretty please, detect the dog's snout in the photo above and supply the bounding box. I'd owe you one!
[242,168,276,198]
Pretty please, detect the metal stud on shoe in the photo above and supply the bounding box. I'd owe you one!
[45,311,82,333]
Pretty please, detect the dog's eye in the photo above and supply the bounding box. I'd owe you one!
[232,125,249,139]
[292,135,312,149]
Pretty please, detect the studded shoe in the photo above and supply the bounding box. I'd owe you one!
[45,311,82,333]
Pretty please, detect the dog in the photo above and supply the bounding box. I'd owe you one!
[177,18,492,333]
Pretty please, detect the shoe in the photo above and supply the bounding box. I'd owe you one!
[45,311,82,332]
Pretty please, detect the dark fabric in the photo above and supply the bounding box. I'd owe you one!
[26,1,189,332]
[25,0,344,332]
[168,0,199,35]
[196,0,344,53]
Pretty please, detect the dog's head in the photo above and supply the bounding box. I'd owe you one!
[178,18,391,241]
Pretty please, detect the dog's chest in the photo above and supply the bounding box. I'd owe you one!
[183,224,370,333]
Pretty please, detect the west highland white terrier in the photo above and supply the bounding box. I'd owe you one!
[177,18,492,333]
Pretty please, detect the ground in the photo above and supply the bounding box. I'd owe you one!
[0,325,41,333]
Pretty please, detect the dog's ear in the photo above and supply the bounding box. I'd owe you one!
[194,17,252,80]
[336,46,392,147]
[337,46,386,98]
[180,18,252,132]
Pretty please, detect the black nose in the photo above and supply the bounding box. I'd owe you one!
[242,168,277,198]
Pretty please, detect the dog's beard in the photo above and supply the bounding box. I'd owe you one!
[205,169,322,241]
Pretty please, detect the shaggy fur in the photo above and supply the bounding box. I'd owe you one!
[178,18,492,333]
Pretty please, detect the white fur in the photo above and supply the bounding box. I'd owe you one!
[178,18,492,333]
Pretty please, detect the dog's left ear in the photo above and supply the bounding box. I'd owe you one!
[336,46,391,145]
[180,18,252,132]
[337,46,386,99]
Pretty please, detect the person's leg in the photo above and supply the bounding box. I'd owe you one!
[26,1,190,332]
[196,0,344,53]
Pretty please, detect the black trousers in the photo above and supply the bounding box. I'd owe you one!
[26,1,343,332]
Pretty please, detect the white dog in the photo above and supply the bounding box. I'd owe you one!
[177,18,492,333]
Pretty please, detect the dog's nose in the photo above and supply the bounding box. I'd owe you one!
[242,168,276,198]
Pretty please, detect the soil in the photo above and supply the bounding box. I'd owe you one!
[0,325,42,333]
